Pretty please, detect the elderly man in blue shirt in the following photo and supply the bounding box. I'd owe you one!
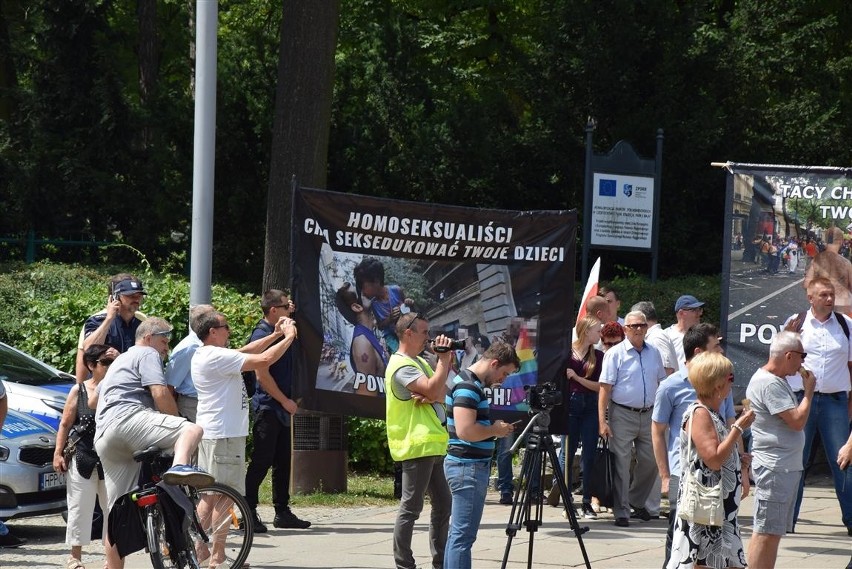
[599,310,668,527]
[165,304,215,422]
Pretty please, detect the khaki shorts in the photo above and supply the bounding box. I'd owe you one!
[95,408,190,511]
[199,437,246,494]
[753,464,801,535]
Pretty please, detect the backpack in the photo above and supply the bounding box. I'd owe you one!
[787,310,850,339]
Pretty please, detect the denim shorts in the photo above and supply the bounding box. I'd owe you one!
[753,464,801,535]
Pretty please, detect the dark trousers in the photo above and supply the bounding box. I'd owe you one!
[244,409,292,511]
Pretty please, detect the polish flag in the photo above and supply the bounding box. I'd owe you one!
[576,257,601,320]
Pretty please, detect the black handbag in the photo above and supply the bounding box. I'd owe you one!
[587,437,616,508]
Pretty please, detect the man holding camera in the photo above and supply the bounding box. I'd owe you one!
[444,342,519,569]
[385,312,453,569]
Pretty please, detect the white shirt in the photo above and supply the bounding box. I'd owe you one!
[645,323,678,373]
[192,345,249,439]
[664,324,687,371]
[600,340,667,409]
[784,310,852,393]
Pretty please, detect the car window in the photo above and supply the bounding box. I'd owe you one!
[0,344,70,386]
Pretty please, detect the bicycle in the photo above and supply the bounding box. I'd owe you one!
[131,446,253,569]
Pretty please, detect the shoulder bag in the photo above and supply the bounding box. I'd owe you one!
[677,404,724,527]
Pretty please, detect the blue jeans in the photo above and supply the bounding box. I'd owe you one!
[444,458,491,569]
[793,390,852,530]
[553,391,599,503]
[495,434,514,495]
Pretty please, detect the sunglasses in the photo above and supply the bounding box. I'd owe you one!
[152,329,173,340]
[406,313,424,331]
[212,324,231,331]
[624,323,648,330]
[96,359,114,367]
[788,350,807,359]
[726,373,735,383]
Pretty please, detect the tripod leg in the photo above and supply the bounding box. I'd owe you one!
[500,441,540,569]
[544,439,593,569]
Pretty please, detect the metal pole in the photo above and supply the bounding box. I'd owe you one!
[189,0,218,306]
[581,120,595,280]
[651,128,664,283]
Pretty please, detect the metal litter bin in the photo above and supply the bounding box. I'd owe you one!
[292,412,347,493]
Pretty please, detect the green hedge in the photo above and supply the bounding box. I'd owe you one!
[0,261,721,474]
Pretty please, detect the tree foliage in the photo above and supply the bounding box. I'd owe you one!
[2,1,852,284]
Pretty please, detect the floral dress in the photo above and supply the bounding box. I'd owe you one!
[667,402,746,569]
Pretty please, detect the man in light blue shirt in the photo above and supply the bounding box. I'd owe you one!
[599,310,667,527]
[652,323,736,569]
[165,304,214,422]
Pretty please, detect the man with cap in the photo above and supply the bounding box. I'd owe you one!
[665,295,705,371]
[82,273,148,355]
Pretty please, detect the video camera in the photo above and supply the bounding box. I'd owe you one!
[431,339,466,353]
[524,382,562,413]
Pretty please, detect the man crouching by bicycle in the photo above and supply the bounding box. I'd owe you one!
[93,317,213,569]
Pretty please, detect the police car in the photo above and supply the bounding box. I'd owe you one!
[0,341,76,430]
[0,409,67,520]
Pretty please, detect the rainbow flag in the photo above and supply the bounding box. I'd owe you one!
[495,325,538,411]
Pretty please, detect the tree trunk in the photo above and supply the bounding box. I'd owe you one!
[262,1,340,290]
[137,0,158,148]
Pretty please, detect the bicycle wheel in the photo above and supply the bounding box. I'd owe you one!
[193,484,253,569]
[147,502,201,569]
[146,503,172,569]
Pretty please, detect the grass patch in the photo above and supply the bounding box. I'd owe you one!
[259,471,397,507]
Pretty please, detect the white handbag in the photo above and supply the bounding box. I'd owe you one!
[677,404,724,527]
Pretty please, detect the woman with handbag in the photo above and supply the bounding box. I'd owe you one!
[667,352,755,569]
[53,344,116,569]
[549,315,604,518]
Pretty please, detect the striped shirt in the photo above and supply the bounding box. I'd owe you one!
[446,370,494,462]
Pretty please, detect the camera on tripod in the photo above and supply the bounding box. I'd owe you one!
[524,382,562,413]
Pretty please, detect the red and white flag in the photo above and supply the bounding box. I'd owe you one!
[576,257,601,320]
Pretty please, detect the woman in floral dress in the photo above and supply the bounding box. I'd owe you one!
[667,352,755,569]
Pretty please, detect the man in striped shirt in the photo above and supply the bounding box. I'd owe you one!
[444,341,520,569]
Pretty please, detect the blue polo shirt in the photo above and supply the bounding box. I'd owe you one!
[84,312,142,354]
[652,368,736,477]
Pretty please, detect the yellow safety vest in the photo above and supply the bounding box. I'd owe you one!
[385,353,448,461]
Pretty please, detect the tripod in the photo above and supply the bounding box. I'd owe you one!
[501,410,592,569]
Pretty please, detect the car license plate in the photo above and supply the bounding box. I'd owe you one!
[40,471,66,490]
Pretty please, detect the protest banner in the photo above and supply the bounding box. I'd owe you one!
[290,186,577,419]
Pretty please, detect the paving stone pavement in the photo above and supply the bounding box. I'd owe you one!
[2,476,849,568]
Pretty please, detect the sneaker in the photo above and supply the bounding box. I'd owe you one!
[162,464,215,487]
[614,517,630,527]
[581,503,597,519]
[273,509,311,529]
[499,493,513,505]
[251,510,267,534]
[0,532,26,548]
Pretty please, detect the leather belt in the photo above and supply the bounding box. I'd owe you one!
[612,401,652,413]
[794,390,843,400]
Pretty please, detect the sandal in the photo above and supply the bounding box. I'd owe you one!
[65,556,86,569]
